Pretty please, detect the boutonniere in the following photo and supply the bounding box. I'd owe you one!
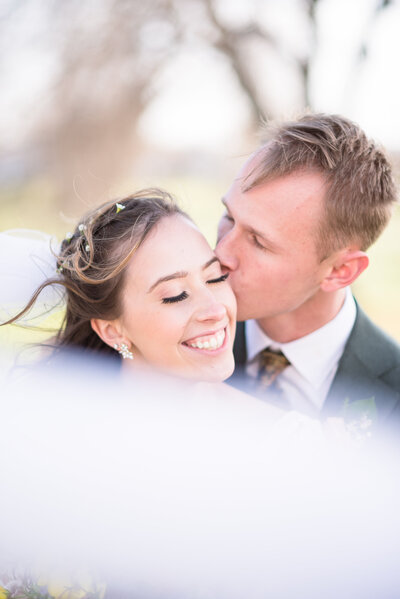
[340,396,377,443]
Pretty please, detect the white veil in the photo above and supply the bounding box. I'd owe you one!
[0,229,65,324]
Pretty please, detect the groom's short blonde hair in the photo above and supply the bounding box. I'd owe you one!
[245,113,397,259]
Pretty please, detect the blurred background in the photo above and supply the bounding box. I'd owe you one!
[0,0,399,340]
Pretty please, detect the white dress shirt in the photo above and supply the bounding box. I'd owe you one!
[245,288,357,417]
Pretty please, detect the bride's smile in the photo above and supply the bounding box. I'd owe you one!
[183,326,227,351]
[93,212,236,382]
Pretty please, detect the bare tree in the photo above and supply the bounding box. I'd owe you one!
[0,0,395,207]
[31,0,182,203]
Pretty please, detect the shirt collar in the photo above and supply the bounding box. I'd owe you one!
[245,288,357,389]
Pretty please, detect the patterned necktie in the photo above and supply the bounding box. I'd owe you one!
[256,347,291,389]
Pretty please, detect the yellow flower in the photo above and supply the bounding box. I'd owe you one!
[39,573,106,599]
[0,586,8,599]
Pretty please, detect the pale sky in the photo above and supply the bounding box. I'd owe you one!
[140,0,400,152]
[1,0,400,153]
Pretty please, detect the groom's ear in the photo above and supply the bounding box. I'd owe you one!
[91,318,124,349]
[320,249,369,292]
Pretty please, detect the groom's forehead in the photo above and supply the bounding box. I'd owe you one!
[234,151,264,185]
[225,171,326,239]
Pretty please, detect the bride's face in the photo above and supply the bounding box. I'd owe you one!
[117,214,236,382]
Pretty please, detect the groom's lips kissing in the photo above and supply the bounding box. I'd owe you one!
[182,326,229,355]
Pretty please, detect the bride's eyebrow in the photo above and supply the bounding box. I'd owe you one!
[148,257,220,293]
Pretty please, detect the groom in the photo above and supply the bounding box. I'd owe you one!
[216,113,400,424]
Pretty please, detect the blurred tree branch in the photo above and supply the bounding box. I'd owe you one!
[356,0,394,62]
[34,0,183,202]
[202,0,275,122]
[201,0,322,121]
[0,0,396,206]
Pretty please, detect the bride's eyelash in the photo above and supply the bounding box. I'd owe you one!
[207,273,229,284]
[162,291,189,304]
[162,273,228,304]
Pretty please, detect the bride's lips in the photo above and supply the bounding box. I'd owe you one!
[182,326,229,355]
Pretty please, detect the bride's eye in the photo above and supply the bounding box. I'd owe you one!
[162,291,189,304]
[207,273,229,284]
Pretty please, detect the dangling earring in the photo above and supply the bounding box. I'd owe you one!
[114,342,133,360]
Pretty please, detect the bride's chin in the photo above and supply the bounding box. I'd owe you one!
[197,358,235,383]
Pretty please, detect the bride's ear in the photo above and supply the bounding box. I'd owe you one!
[320,249,369,292]
[91,318,124,349]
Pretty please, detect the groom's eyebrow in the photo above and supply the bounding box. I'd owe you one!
[148,257,220,292]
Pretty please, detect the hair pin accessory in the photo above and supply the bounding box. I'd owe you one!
[65,232,73,242]
[115,203,125,214]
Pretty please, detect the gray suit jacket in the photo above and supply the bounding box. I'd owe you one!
[231,306,400,425]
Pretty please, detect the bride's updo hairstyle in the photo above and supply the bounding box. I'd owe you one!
[4,188,187,359]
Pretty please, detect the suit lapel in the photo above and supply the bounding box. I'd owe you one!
[233,321,247,365]
[323,307,400,421]
[232,311,400,422]
[227,321,250,392]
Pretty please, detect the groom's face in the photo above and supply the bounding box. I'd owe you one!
[216,159,332,324]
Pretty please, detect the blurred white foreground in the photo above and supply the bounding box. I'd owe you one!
[0,352,399,599]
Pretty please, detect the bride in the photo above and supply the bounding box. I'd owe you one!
[1,188,348,599]
[1,187,237,383]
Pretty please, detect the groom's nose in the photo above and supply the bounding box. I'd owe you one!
[215,227,239,272]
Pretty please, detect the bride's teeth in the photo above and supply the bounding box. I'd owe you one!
[187,329,225,351]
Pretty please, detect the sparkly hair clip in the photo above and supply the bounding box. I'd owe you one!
[75,224,91,252]
[115,202,125,214]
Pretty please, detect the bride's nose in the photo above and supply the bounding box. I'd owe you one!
[195,293,227,323]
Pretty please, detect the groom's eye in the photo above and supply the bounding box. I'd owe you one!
[162,291,189,304]
[252,235,266,250]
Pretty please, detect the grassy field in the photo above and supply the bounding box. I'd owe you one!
[351,204,400,340]
[1,176,399,351]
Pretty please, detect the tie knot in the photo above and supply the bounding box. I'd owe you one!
[257,347,290,387]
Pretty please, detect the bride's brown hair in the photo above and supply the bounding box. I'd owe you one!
[3,188,188,359]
